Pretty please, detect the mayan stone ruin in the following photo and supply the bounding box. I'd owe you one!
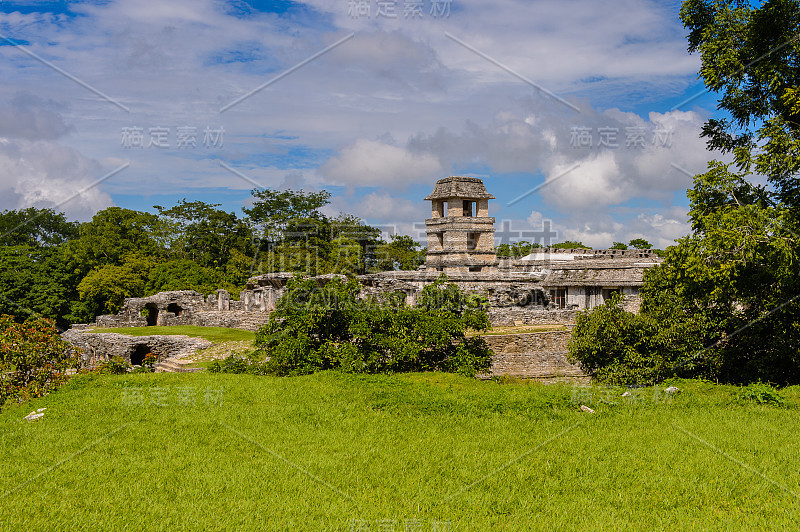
[91,175,659,330]
[71,176,662,378]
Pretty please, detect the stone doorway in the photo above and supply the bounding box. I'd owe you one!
[144,303,159,326]
[131,344,152,366]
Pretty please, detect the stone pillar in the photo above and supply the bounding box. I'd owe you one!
[405,290,417,307]
[206,292,217,310]
[243,291,252,311]
[477,199,489,217]
[217,289,230,311]
[447,198,462,216]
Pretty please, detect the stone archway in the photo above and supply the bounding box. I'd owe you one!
[131,343,152,366]
[167,303,183,317]
[144,303,159,326]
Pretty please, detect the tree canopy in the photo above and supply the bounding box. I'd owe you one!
[570,0,800,385]
[236,275,492,377]
[0,189,424,326]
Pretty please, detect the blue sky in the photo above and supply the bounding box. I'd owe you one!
[0,0,729,248]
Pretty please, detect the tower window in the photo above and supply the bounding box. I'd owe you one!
[463,200,475,217]
[467,232,479,250]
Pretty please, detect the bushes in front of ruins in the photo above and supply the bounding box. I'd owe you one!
[94,357,132,375]
[207,355,268,375]
[0,315,81,410]
[567,293,710,386]
[244,275,493,377]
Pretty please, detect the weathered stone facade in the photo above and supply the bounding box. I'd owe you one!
[87,176,660,331]
[94,289,274,331]
[62,329,211,367]
[424,176,498,273]
[482,331,587,382]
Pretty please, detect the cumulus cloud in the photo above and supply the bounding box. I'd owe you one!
[408,106,715,212]
[320,139,444,187]
[0,139,112,220]
[0,94,112,220]
[0,93,73,140]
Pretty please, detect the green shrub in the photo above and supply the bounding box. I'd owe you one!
[737,382,784,406]
[208,355,267,375]
[95,356,131,375]
[568,292,712,386]
[0,314,80,410]
[238,274,493,377]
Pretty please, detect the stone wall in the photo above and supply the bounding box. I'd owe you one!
[481,331,586,381]
[487,308,577,326]
[184,310,270,331]
[62,330,211,367]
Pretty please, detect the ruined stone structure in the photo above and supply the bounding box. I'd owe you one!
[62,329,210,370]
[482,330,587,382]
[425,176,498,273]
[95,289,274,331]
[87,176,661,331]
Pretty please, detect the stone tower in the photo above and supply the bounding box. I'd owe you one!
[424,176,498,273]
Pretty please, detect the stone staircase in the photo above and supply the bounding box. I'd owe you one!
[154,357,204,373]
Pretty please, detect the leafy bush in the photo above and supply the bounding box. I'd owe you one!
[567,293,709,386]
[95,356,131,375]
[737,382,784,406]
[208,355,267,375]
[243,274,493,377]
[0,315,80,410]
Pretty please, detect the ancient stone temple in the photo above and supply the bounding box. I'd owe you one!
[88,175,663,332]
[424,176,498,273]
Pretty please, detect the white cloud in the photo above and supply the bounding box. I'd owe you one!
[0,0,714,240]
[0,139,112,220]
[320,139,444,187]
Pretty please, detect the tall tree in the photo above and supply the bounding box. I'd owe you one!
[154,200,253,268]
[0,208,79,247]
[242,188,331,248]
[570,0,800,384]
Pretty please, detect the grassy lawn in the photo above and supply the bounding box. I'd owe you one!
[87,325,256,343]
[482,324,568,335]
[1,373,799,531]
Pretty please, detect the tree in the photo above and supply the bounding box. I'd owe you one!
[375,234,426,270]
[0,245,83,328]
[248,275,492,377]
[154,200,254,268]
[570,0,800,384]
[628,238,652,250]
[242,188,331,247]
[551,241,591,249]
[0,315,80,410]
[0,208,79,247]
[329,213,382,274]
[65,207,164,274]
[77,254,151,315]
[610,242,628,250]
[145,259,232,296]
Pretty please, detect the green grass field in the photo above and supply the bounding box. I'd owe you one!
[2,373,798,531]
[88,325,256,343]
